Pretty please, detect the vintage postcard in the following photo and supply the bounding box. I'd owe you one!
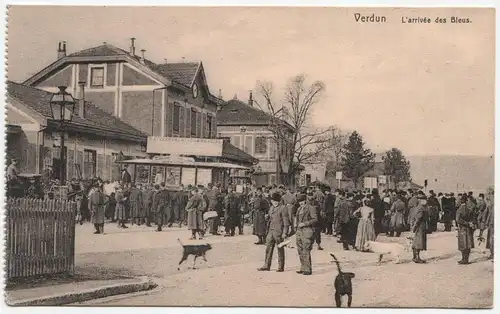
[3,5,495,309]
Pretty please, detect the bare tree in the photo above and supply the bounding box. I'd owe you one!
[324,126,349,184]
[254,74,333,185]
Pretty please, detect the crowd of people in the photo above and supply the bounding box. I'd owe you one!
[7,159,494,274]
[249,185,494,275]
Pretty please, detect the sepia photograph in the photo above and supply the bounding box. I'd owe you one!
[3,4,495,309]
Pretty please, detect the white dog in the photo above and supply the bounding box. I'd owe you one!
[363,241,407,264]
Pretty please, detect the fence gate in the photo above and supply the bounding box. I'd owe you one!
[5,198,76,280]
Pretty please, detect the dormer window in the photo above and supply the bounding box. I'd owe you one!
[90,67,104,88]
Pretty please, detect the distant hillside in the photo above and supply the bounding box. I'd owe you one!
[407,155,494,193]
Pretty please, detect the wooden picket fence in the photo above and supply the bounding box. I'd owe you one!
[5,197,77,280]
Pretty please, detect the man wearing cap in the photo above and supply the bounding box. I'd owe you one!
[257,192,289,272]
[252,187,270,244]
[206,183,222,236]
[324,187,336,235]
[295,192,318,275]
[408,191,429,263]
[224,185,241,237]
[338,193,357,250]
[427,190,440,234]
[282,187,297,235]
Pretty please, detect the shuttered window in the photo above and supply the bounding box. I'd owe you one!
[173,103,181,133]
[255,137,268,154]
[190,109,197,137]
[196,111,202,138]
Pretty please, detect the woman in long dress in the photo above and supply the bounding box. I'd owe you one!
[354,199,376,251]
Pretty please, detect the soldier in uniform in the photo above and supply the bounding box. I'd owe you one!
[89,182,106,234]
[295,193,318,275]
[206,183,222,235]
[427,190,441,234]
[324,187,336,235]
[141,184,154,226]
[186,188,205,240]
[312,185,325,250]
[224,185,241,237]
[282,187,296,235]
[409,191,429,263]
[252,187,270,244]
[152,183,170,232]
[456,194,475,264]
[128,183,143,225]
[114,185,129,229]
[389,192,406,237]
[257,192,289,272]
[480,189,494,260]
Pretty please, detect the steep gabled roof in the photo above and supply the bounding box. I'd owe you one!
[7,81,147,142]
[217,98,273,126]
[152,62,200,87]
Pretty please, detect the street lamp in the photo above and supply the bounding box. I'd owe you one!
[50,86,76,185]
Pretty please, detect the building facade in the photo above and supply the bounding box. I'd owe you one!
[6,81,147,181]
[24,40,220,139]
[217,94,295,187]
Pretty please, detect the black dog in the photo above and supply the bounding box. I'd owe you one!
[330,253,355,308]
[177,238,212,270]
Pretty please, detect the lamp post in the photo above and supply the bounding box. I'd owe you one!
[49,86,76,185]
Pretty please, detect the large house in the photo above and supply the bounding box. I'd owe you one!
[217,93,296,187]
[22,39,256,186]
[24,39,220,139]
[6,81,147,181]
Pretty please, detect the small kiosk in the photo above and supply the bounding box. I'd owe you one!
[116,136,257,188]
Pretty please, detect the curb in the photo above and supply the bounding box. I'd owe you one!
[6,276,158,306]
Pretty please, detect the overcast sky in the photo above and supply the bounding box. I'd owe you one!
[7,6,495,156]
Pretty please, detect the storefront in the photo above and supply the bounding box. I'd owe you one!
[134,136,257,187]
[117,155,249,187]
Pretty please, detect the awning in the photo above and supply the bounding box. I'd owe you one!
[6,124,22,135]
[116,158,250,170]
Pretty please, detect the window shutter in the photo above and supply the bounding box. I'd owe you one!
[179,106,185,137]
[196,111,201,138]
[166,102,173,137]
[245,136,253,154]
[211,114,217,139]
[77,150,84,178]
[202,113,208,138]
[97,154,105,179]
[186,108,191,138]
[105,155,112,181]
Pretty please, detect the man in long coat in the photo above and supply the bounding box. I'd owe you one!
[480,190,494,260]
[224,186,241,237]
[186,188,205,239]
[252,187,270,244]
[257,192,289,272]
[371,189,385,236]
[206,183,222,236]
[141,185,154,226]
[282,187,296,235]
[89,183,106,234]
[128,183,143,225]
[324,187,336,235]
[456,194,475,264]
[389,193,406,237]
[409,192,429,263]
[441,193,454,232]
[295,193,318,275]
[338,193,357,250]
[152,183,170,232]
[114,185,129,229]
[427,190,441,234]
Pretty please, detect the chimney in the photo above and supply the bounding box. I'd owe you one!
[57,41,67,59]
[248,90,253,107]
[78,81,86,118]
[140,49,146,63]
[129,37,136,55]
